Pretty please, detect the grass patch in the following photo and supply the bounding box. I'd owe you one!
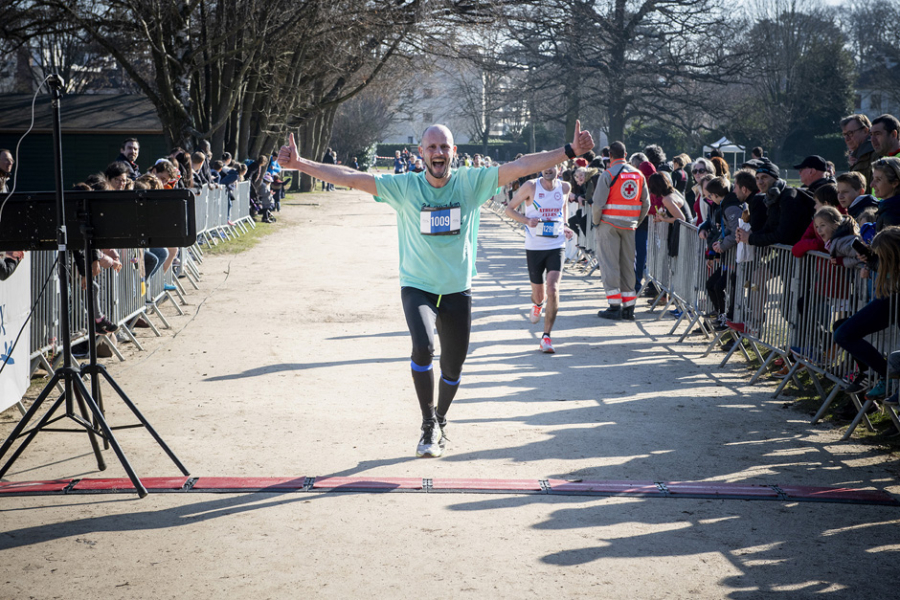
[710,341,900,452]
[754,359,900,452]
[201,213,288,256]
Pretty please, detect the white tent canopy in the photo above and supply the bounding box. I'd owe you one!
[703,137,747,172]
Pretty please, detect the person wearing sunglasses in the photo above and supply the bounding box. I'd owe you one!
[690,158,715,226]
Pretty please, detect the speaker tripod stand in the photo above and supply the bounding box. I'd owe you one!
[0,75,193,497]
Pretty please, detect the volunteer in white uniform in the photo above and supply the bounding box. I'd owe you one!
[505,164,573,353]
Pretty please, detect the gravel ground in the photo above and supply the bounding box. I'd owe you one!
[1,188,898,599]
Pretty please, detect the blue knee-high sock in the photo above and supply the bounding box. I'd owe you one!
[436,374,460,420]
[411,361,435,421]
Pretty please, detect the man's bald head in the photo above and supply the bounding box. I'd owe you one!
[421,124,454,147]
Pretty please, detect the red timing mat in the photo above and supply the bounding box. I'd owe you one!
[0,476,897,505]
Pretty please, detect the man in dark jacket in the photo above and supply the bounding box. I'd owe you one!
[733,169,767,232]
[841,114,876,193]
[735,159,814,248]
[794,155,835,193]
[115,138,141,180]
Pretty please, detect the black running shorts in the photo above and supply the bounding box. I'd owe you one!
[526,248,565,284]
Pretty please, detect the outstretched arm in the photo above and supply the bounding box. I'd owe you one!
[497,120,594,188]
[277,133,378,196]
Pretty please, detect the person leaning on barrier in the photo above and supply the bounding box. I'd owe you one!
[836,172,877,221]
[197,140,214,183]
[191,152,211,187]
[68,180,122,336]
[792,184,845,259]
[836,159,900,401]
[593,141,650,320]
[690,158,716,226]
[732,168,767,234]
[734,159,814,248]
[699,176,743,329]
[815,206,863,269]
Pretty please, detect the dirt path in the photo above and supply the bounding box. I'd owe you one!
[1,188,898,599]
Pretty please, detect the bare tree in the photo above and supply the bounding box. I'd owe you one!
[329,67,416,169]
[503,0,745,143]
[723,0,855,160]
[841,0,900,108]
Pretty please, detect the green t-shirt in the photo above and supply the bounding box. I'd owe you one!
[374,166,501,295]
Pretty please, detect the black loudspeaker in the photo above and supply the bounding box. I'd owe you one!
[0,189,196,251]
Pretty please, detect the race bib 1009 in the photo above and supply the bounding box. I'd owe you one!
[420,205,461,235]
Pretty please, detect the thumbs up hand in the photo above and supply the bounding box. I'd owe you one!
[277,132,300,169]
[571,120,594,156]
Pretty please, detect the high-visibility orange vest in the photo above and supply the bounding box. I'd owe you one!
[601,161,644,230]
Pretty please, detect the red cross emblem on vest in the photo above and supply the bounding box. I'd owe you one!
[621,180,639,200]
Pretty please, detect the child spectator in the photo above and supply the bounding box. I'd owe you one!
[836,172,877,221]
[792,184,844,258]
[150,159,180,189]
[814,206,862,269]
[857,207,877,244]
[270,173,289,212]
[258,173,276,223]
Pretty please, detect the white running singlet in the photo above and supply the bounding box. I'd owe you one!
[524,177,566,251]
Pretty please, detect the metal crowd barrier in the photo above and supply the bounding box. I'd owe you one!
[24,182,255,375]
[643,215,900,439]
[645,217,673,311]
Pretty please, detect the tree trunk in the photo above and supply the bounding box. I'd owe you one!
[237,72,259,160]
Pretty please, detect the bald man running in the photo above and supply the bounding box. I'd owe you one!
[278,122,594,458]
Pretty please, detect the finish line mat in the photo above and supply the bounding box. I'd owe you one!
[1,477,897,505]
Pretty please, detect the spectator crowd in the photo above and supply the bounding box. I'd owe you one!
[570,112,900,417]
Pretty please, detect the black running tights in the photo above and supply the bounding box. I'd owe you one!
[400,286,471,421]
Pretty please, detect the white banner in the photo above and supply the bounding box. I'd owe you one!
[0,252,31,413]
